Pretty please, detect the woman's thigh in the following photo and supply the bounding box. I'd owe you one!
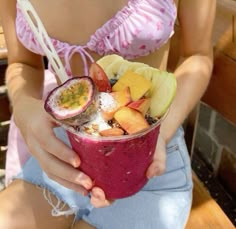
[82,189,192,229]
[0,180,191,229]
[0,180,94,229]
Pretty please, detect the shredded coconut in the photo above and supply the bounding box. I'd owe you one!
[80,92,120,135]
[99,92,118,111]
[80,92,121,136]
[81,111,111,136]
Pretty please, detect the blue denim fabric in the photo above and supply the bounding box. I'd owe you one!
[15,127,193,229]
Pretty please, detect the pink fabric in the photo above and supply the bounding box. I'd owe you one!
[6,0,177,184]
[16,0,177,75]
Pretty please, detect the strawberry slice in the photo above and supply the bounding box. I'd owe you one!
[89,63,112,92]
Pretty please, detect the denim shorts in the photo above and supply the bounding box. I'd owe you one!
[15,126,193,229]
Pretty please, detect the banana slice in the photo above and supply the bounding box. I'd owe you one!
[122,61,148,72]
[106,60,149,80]
[97,54,124,69]
[104,59,128,79]
[97,55,148,80]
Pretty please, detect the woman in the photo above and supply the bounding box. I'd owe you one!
[0,0,216,228]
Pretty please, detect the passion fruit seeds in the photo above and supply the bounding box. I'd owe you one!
[44,76,98,126]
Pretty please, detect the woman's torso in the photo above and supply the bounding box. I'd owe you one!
[16,0,178,76]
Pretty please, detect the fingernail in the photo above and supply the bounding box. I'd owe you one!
[92,192,100,199]
[76,173,92,189]
[147,174,152,179]
[154,167,160,176]
[147,167,159,179]
[71,158,80,168]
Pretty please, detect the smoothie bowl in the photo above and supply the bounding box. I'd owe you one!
[44,54,177,199]
[66,114,161,199]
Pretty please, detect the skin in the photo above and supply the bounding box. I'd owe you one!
[0,0,216,228]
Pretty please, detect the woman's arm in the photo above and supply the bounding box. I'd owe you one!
[161,0,216,142]
[0,0,45,104]
[147,0,216,177]
[0,0,96,199]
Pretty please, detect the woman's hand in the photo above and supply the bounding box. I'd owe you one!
[13,97,92,193]
[146,133,167,178]
[13,97,112,207]
[90,187,113,208]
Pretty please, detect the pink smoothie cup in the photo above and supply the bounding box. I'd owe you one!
[66,120,161,199]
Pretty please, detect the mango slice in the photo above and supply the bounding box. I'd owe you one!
[112,71,152,101]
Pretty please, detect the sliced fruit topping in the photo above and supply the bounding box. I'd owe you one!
[99,127,124,137]
[98,54,177,119]
[110,87,132,108]
[120,61,149,74]
[103,58,128,79]
[114,107,150,134]
[100,87,132,121]
[96,54,124,72]
[89,62,112,92]
[44,76,97,126]
[101,106,118,122]
[134,66,177,117]
[148,71,177,117]
[97,55,125,79]
[97,54,149,81]
[112,71,152,101]
[134,66,159,82]
[127,98,151,116]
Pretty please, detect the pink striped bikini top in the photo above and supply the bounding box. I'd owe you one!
[16,0,177,75]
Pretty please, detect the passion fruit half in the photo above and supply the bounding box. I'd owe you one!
[44,76,98,126]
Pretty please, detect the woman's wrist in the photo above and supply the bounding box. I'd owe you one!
[159,124,176,145]
[159,108,182,144]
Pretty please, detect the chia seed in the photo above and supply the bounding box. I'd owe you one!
[109,78,118,87]
[146,116,158,125]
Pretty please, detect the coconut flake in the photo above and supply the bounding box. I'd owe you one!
[81,111,111,136]
[99,92,117,111]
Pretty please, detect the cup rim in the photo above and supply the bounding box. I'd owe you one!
[62,109,169,141]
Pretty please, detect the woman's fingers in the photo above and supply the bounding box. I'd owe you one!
[40,151,93,190]
[46,174,89,196]
[90,187,112,208]
[32,120,81,168]
[21,99,80,168]
[28,135,93,190]
[43,133,80,168]
[146,134,167,179]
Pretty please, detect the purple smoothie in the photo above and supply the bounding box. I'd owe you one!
[67,121,161,199]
